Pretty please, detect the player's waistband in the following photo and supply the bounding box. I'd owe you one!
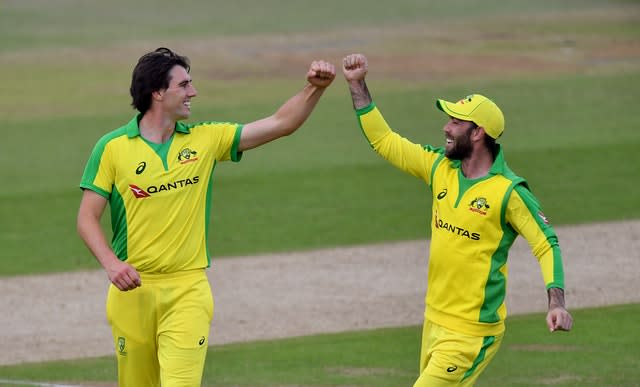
[425,306,505,337]
[139,268,207,282]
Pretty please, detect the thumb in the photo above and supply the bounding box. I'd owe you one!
[546,314,556,332]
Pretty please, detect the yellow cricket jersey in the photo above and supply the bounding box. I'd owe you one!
[356,104,565,336]
[80,114,242,274]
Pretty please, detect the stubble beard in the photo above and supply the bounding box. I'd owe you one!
[445,131,473,160]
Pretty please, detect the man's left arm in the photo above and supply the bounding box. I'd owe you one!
[507,185,573,332]
[547,287,573,332]
[238,60,335,152]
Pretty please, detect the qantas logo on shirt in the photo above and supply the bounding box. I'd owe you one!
[129,184,151,198]
[434,210,480,240]
[128,176,200,199]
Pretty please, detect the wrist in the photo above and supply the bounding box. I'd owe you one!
[355,102,376,115]
[547,287,566,309]
[347,79,366,87]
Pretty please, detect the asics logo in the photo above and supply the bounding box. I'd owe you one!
[135,161,146,175]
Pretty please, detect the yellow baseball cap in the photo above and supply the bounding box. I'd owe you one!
[436,94,505,139]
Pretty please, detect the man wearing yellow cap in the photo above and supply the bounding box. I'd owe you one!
[342,53,573,386]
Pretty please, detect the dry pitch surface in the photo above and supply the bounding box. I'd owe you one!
[0,219,638,366]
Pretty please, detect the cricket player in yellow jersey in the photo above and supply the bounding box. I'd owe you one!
[77,48,335,386]
[342,54,573,386]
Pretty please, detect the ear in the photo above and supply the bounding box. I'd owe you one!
[151,90,164,102]
[472,126,486,142]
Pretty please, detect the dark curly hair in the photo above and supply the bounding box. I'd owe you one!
[130,48,191,114]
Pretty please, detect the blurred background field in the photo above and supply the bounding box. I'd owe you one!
[1,0,639,276]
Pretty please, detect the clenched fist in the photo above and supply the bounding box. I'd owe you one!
[343,54,368,82]
[307,60,336,88]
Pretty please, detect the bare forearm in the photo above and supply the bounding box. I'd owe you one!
[77,213,120,269]
[77,190,141,290]
[348,79,372,110]
[274,83,326,132]
[239,83,327,151]
[548,287,566,309]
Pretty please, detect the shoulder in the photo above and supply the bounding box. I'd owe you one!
[499,162,530,192]
[183,121,240,132]
[91,125,129,154]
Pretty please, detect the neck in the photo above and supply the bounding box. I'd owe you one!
[139,110,176,144]
[460,145,494,179]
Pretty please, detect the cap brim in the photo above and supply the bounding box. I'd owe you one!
[436,99,474,122]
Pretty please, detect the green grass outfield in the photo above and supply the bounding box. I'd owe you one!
[4,71,638,275]
[1,0,639,275]
[0,304,638,386]
[0,0,639,386]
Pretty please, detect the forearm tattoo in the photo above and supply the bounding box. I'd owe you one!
[349,80,373,110]
[548,287,566,309]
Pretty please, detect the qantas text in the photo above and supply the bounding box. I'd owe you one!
[147,176,199,193]
[434,218,481,240]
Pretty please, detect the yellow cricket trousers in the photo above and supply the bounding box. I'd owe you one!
[413,319,503,386]
[106,269,213,387]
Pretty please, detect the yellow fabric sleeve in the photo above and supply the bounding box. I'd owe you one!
[356,104,439,183]
[506,187,565,289]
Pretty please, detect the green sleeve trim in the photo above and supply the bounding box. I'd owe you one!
[355,105,375,149]
[355,102,376,116]
[79,184,110,199]
[80,127,127,190]
[231,124,243,162]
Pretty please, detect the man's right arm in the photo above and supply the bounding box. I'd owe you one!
[77,189,141,291]
[238,60,335,152]
[342,53,439,183]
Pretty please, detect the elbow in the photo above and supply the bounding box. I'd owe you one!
[271,112,304,137]
[280,125,298,137]
[276,117,303,137]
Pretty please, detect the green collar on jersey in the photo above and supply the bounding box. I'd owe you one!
[124,114,192,138]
